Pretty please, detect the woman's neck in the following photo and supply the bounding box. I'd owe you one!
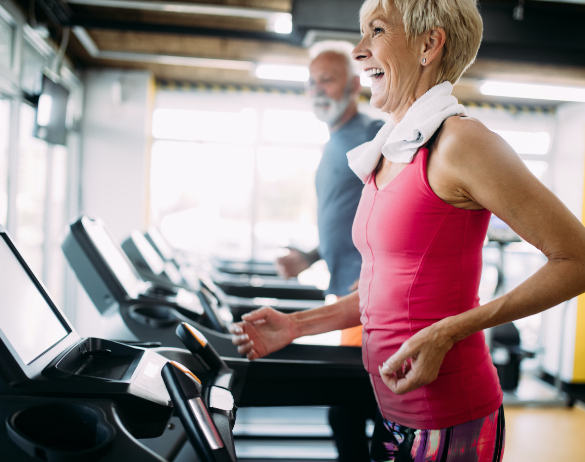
[387,78,438,125]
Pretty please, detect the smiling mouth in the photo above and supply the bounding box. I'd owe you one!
[366,68,385,84]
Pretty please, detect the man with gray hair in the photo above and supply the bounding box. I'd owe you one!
[276,41,383,462]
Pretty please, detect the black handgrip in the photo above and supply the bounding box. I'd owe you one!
[176,322,226,372]
[197,290,228,333]
[161,362,235,462]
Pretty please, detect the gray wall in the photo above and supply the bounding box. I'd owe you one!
[74,69,153,337]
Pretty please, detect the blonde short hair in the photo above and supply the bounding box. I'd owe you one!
[359,0,483,84]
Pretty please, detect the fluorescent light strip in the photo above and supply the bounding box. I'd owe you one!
[67,0,289,20]
[480,81,585,103]
[256,64,309,82]
[101,51,254,71]
[67,0,292,33]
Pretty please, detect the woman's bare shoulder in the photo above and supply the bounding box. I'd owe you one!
[427,115,524,209]
[437,116,500,155]
[431,115,516,175]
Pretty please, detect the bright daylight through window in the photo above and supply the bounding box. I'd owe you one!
[150,91,329,262]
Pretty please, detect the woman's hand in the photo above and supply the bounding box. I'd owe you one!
[379,321,455,395]
[229,307,297,360]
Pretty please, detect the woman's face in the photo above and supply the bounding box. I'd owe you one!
[353,7,423,114]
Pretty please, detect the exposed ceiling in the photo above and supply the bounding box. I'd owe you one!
[14,0,585,105]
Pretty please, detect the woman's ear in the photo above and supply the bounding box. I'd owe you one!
[422,27,446,65]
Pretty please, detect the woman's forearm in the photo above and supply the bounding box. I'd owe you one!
[443,257,585,343]
[289,291,361,339]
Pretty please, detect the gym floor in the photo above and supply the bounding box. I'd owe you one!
[503,404,585,461]
[233,403,585,461]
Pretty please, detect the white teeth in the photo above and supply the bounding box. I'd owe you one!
[366,68,384,78]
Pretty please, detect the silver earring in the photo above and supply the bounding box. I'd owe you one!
[422,58,427,64]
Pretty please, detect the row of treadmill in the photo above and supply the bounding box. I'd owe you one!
[0,215,370,461]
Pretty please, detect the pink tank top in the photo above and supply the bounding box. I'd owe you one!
[352,147,502,430]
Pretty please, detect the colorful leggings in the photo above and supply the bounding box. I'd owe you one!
[370,405,505,462]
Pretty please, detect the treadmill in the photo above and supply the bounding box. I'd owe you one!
[210,257,279,277]
[62,216,366,375]
[0,223,371,461]
[124,227,323,321]
[145,225,277,278]
[144,224,325,300]
[62,215,233,347]
[0,223,201,461]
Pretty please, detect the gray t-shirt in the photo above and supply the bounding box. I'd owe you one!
[315,113,384,296]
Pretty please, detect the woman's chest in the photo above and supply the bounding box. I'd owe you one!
[352,177,458,255]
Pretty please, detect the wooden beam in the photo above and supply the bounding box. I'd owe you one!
[85,29,308,64]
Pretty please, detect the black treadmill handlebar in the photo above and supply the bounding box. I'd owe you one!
[162,362,235,462]
[177,322,226,372]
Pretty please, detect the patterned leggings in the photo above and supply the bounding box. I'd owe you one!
[370,406,505,462]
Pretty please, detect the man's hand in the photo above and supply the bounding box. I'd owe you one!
[275,248,311,279]
[229,307,297,360]
[379,321,455,395]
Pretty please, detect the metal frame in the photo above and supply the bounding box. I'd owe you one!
[72,26,255,71]
[66,0,291,21]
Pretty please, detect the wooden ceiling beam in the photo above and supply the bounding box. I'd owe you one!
[85,29,308,64]
[68,5,270,32]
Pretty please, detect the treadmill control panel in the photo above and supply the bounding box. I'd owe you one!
[85,221,146,299]
[0,237,69,365]
[0,230,76,377]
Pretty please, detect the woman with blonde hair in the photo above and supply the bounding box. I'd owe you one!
[231,0,585,459]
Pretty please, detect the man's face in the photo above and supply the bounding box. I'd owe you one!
[307,52,353,125]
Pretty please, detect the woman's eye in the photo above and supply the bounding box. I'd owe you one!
[373,27,384,35]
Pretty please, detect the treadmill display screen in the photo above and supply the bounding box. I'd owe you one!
[86,225,143,299]
[132,231,165,275]
[0,236,69,364]
[147,226,174,261]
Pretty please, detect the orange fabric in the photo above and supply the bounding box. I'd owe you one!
[333,294,363,346]
[341,325,363,347]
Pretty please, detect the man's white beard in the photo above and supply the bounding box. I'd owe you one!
[312,90,352,126]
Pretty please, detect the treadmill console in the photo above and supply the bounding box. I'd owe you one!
[0,227,79,382]
[123,230,184,286]
[0,225,179,438]
[63,216,205,315]
[145,225,177,264]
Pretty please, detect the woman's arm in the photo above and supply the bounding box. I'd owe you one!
[381,117,585,394]
[230,291,361,360]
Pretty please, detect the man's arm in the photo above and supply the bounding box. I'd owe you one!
[275,247,320,278]
[304,247,321,265]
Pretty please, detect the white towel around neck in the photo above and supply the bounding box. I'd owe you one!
[347,81,466,183]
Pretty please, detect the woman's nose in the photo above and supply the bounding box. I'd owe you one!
[352,40,370,61]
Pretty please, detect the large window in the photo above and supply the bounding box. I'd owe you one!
[0,5,83,314]
[151,90,328,262]
[0,97,10,226]
[44,145,69,306]
[15,102,49,276]
[0,13,14,70]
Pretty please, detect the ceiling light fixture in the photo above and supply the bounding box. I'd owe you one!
[272,16,293,34]
[67,0,293,34]
[255,64,309,82]
[479,80,585,103]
